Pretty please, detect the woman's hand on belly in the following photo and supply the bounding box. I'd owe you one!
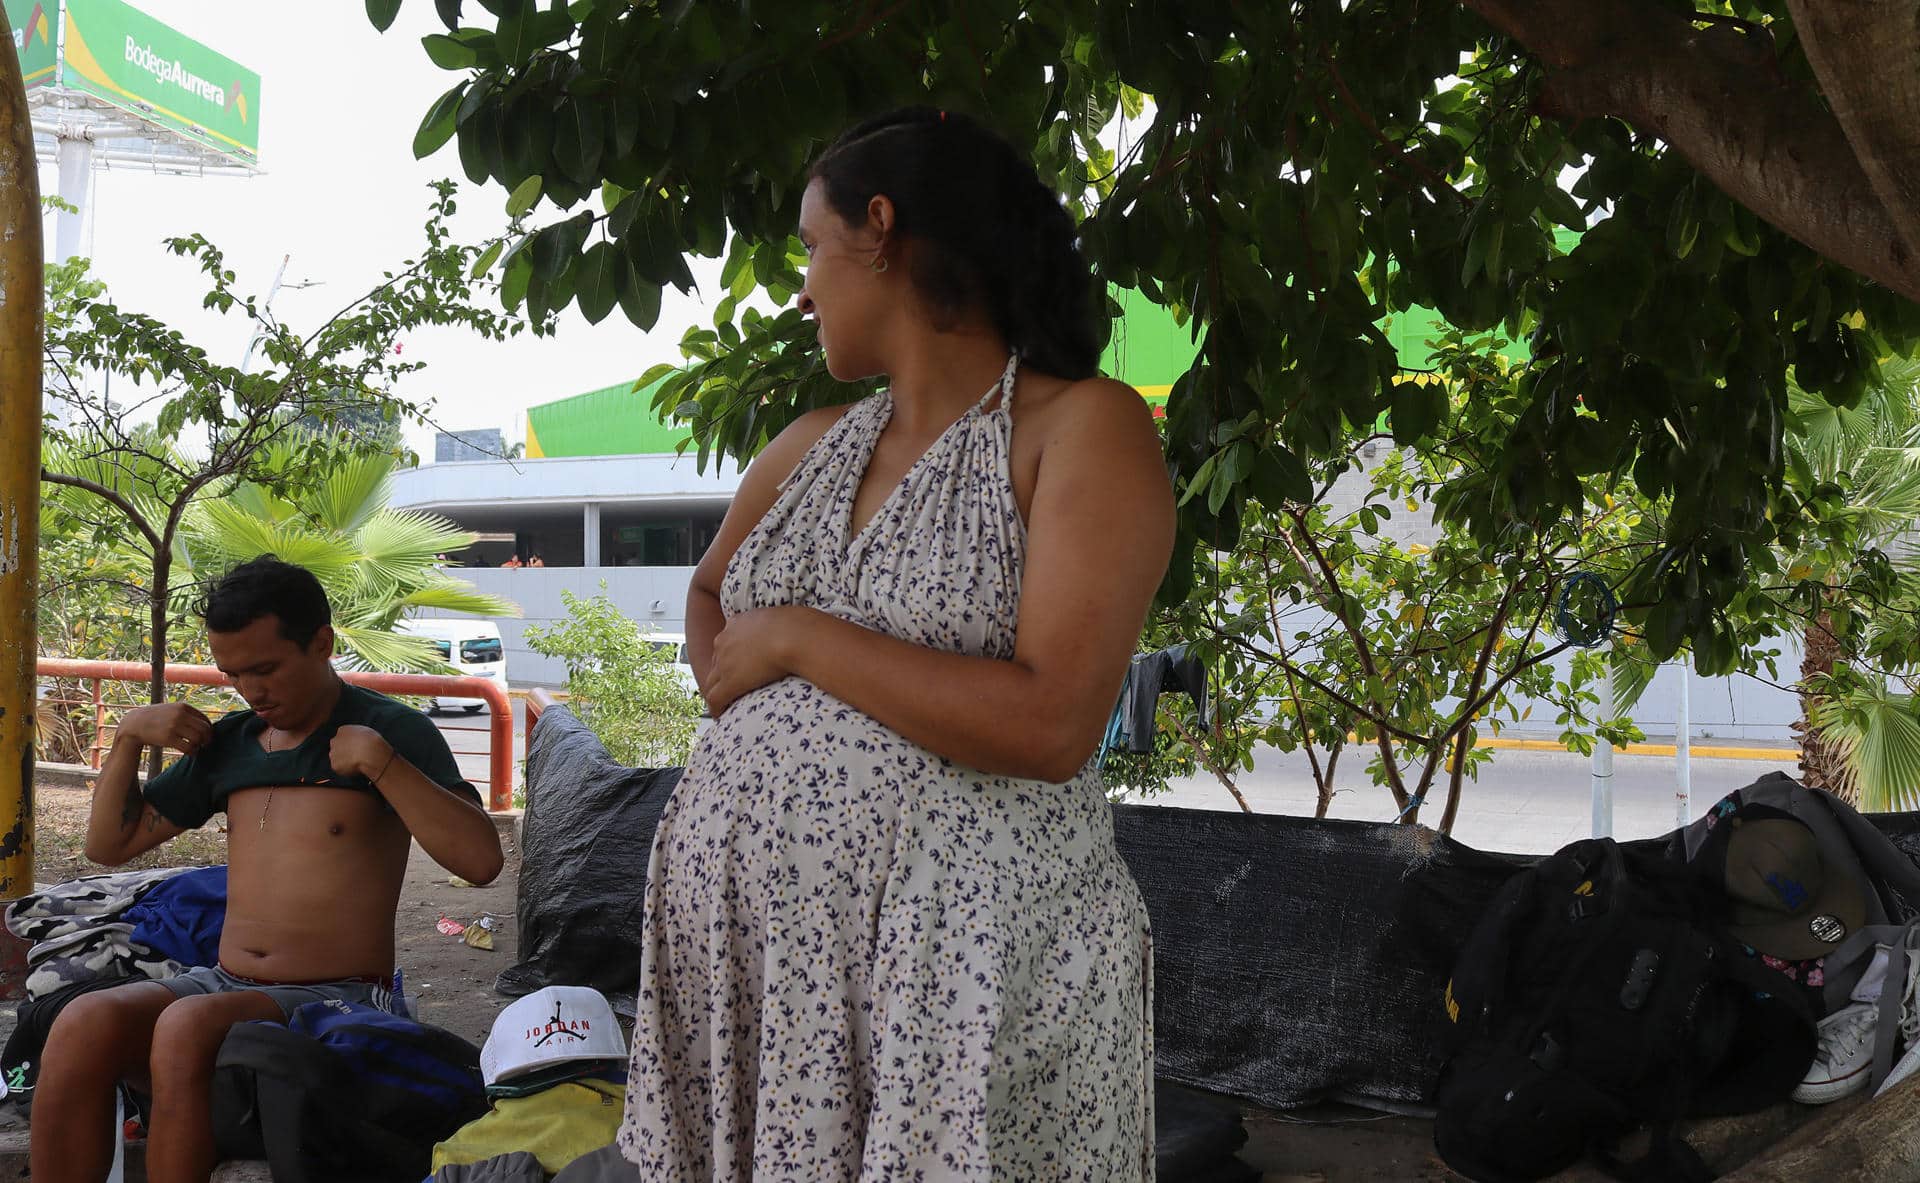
[705,605,814,716]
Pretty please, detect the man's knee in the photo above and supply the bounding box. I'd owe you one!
[148,992,279,1091]
[43,984,175,1082]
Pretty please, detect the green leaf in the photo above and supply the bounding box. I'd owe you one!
[532,212,593,281]
[468,238,504,278]
[435,0,462,26]
[553,98,606,188]
[412,81,468,158]
[576,240,620,324]
[505,174,543,218]
[1666,184,1699,260]
[619,256,663,330]
[421,33,479,69]
[495,0,538,65]
[1390,379,1442,443]
[367,0,404,32]
[501,255,533,311]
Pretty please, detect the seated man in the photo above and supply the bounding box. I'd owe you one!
[31,557,505,1183]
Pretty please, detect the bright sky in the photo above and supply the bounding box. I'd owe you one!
[36,2,728,455]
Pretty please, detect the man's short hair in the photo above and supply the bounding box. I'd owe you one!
[202,556,331,648]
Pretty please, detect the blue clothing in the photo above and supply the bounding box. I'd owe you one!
[124,865,227,968]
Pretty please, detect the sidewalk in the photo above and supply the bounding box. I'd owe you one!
[1136,742,1805,855]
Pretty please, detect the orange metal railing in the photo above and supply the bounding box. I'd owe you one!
[34,658,516,811]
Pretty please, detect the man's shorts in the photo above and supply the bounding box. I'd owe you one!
[158,964,395,1018]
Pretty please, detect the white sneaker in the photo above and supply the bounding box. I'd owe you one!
[1795,1002,1879,1103]
[1874,954,1920,1098]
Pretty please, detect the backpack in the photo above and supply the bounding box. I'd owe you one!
[1433,838,1816,1183]
[210,1000,488,1183]
[0,976,129,1111]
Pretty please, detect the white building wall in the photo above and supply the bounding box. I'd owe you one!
[414,567,698,686]
[390,453,745,510]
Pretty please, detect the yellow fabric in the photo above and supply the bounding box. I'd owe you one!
[431,1078,624,1173]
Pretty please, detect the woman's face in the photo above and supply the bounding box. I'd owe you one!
[796,178,892,381]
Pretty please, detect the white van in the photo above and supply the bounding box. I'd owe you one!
[643,631,699,697]
[398,619,510,713]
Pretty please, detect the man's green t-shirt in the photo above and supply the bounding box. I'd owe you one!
[143,682,481,830]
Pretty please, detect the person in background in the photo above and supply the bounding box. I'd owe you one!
[500,555,523,569]
[616,107,1172,1179]
[528,554,546,569]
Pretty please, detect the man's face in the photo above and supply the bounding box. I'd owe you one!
[209,615,336,728]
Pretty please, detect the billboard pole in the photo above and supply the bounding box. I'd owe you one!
[0,0,45,997]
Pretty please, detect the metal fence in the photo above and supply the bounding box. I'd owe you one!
[34,658,516,811]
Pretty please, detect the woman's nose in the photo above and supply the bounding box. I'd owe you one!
[796,288,815,315]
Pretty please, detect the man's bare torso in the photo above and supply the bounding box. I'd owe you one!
[220,784,413,983]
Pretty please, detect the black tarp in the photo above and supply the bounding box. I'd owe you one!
[505,708,1920,1113]
[494,704,679,1013]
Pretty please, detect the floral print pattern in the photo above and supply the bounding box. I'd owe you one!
[617,356,1155,1180]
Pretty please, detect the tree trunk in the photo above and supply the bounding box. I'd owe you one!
[1314,743,1341,820]
[1794,610,1851,802]
[144,554,170,782]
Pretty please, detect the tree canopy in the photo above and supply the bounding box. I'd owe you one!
[373,0,1920,667]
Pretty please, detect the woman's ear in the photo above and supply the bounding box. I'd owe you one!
[866,194,896,243]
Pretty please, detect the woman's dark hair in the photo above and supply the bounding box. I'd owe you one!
[810,107,1102,380]
[201,555,331,648]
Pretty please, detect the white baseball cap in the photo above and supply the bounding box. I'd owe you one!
[480,986,627,1086]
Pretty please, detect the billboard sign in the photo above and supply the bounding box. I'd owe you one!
[5,0,57,90]
[57,0,261,164]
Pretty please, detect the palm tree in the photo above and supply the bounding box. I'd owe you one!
[182,447,519,672]
[1783,358,1920,807]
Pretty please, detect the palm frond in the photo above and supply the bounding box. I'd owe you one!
[300,452,396,536]
[1811,680,1920,813]
[1846,447,1920,544]
[1607,644,1663,714]
[186,501,361,583]
[353,510,476,573]
[396,578,521,619]
[331,626,453,675]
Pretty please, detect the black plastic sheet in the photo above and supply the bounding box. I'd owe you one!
[504,714,1920,1115]
[494,705,679,1013]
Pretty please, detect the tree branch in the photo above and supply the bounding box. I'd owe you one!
[41,469,163,551]
[1462,0,1920,301]
[1786,0,1920,269]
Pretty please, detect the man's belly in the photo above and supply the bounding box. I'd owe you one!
[219,786,412,983]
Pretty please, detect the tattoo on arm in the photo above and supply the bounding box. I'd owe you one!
[144,809,160,832]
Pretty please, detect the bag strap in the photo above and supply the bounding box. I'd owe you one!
[251,1072,318,1183]
[1870,919,1920,1092]
[1594,1121,1715,1183]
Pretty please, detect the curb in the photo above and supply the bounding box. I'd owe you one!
[1475,737,1799,761]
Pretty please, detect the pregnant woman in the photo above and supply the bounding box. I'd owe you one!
[617,107,1175,1180]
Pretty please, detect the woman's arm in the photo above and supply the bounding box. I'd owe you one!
[682,404,852,700]
[709,379,1175,782]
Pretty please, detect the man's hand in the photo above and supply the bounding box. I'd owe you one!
[117,703,214,755]
[330,724,396,782]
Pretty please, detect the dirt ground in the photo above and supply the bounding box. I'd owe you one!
[27,782,521,1047]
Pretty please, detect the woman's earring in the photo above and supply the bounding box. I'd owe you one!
[869,253,890,274]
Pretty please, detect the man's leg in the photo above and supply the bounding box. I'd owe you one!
[143,989,284,1183]
[30,981,180,1183]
